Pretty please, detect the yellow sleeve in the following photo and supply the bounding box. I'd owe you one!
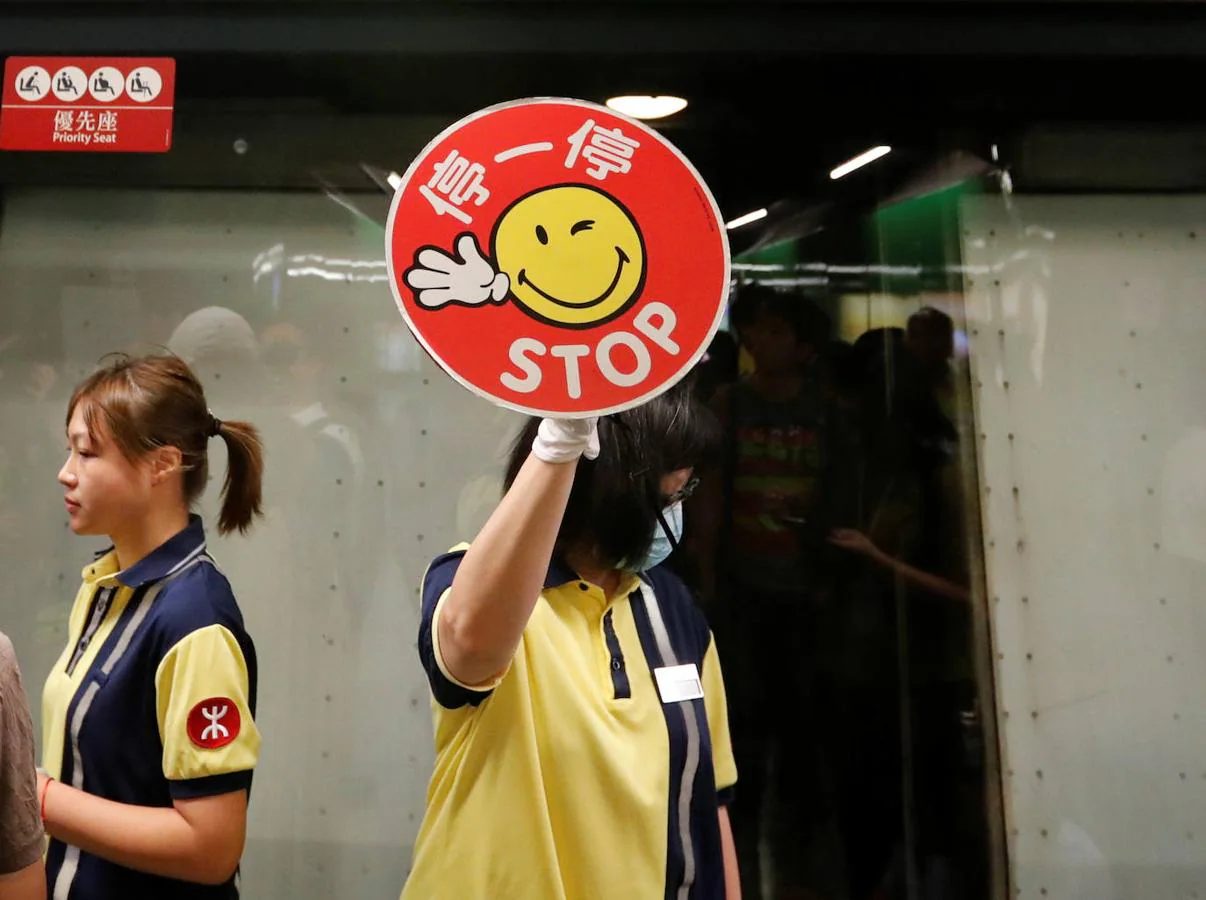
[702,634,737,797]
[155,624,261,799]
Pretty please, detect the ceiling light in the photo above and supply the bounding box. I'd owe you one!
[725,208,767,230]
[605,95,688,120]
[829,145,892,180]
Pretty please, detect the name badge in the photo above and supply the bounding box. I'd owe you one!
[654,664,704,704]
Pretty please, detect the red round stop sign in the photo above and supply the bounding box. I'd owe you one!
[386,98,729,418]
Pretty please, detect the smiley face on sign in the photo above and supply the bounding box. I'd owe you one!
[386,98,729,418]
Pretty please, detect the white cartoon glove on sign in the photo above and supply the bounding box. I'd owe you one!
[404,233,510,309]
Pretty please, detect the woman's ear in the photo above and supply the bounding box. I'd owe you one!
[148,445,184,486]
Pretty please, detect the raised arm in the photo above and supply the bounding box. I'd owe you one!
[437,418,598,687]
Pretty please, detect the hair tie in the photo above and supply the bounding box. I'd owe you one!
[207,412,223,438]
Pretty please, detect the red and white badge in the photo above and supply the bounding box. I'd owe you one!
[0,57,175,153]
[186,697,241,750]
[385,98,730,418]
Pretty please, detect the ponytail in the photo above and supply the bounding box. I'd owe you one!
[213,419,264,536]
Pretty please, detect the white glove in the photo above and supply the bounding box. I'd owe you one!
[404,233,510,309]
[532,417,600,464]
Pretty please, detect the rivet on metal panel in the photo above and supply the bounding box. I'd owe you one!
[423,379,430,386]
[1031,710,1039,720]
[1021,595,1029,603]
[343,327,349,334]
[1168,655,1175,663]
[329,584,336,592]
[1003,381,1010,390]
[418,535,424,542]
[1040,829,1048,837]
[1130,330,1137,337]
[377,479,384,487]
[1017,540,1026,552]
[1136,382,1143,390]
[340,376,347,383]
[1036,769,1043,778]
[1012,486,1020,496]
[421,429,428,436]
[1160,597,1167,605]
[1180,772,1187,779]
[419,481,426,488]
[1026,653,1033,661]
[998,329,1005,338]
[333,531,340,538]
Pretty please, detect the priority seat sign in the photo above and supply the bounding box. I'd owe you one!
[385,98,730,419]
[1,57,175,153]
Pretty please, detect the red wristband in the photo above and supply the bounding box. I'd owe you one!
[40,776,54,826]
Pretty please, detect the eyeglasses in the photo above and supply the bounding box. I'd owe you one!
[663,475,700,507]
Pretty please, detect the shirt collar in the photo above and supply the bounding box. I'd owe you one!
[80,515,208,589]
[543,555,641,598]
[544,556,579,590]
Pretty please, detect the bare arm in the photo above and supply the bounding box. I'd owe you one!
[0,863,45,900]
[438,420,591,687]
[40,777,246,886]
[719,806,741,899]
[829,529,969,603]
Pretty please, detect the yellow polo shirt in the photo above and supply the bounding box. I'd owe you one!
[402,545,737,900]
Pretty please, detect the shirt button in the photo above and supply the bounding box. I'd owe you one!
[611,659,622,671]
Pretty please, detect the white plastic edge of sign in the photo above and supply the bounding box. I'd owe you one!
[383,95,732,420]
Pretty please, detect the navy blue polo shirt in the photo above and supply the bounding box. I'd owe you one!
[41,516,260,900]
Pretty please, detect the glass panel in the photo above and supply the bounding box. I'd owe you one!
[0,185,525,896]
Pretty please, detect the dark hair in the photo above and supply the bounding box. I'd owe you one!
[504,383,721,569]
[67,353,265,536]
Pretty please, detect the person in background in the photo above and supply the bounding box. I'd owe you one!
[40,354,264,899]
[402,384,740,900]
[689,286,834,899]
[0,633,44,900]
